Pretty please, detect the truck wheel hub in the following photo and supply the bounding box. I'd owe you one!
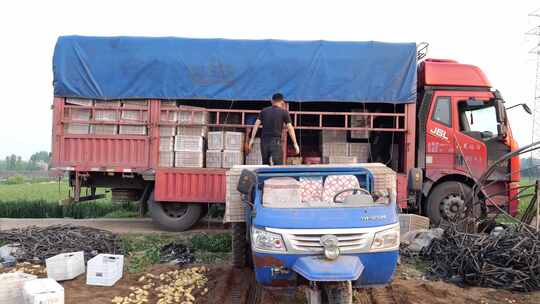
[161,203,188,218]
[440,194,465,219]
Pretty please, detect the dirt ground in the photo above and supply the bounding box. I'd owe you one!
[4,262,540,304]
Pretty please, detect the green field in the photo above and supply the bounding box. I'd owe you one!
[0,181,138,218]
[0,181,109,202]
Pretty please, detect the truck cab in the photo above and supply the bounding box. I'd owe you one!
[414,59,520,224]
[235,164,399,303]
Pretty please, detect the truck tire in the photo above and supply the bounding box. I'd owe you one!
[148,192,202,232]
[321,281,353,304]
[426,181,472,226]
[232,222,247,268]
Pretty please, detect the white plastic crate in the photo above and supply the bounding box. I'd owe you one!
[207,131,224,150]
[321,130,347,143]
[224,132,244,150]
[324,156,358,164]
[206,150,222,168]
[95,100,121,107]
[160,110,177,122]
[177,106,208,124]
[348,143,370,162]
[0,272,37,304]
[94,109,118,121]
[46,251,85,281]
[159,126,176,137]
[322,143,348,157]
[65,108,91,120]
[122,100,148,107]
[350,109,370,139]
[174,151,204,168]
[159,151,175,167]
[64,123,89,134]
[177,126,208,137]
[86,254,124,287]
[159,137,174,152]
[161,100,177,108]
[222,150,244,168]
[119,125,147,135]
[91,125,118,135]
[174,135,204,152]
[66,98,93,107]
[23,278,64,304]
[121,110,148,121]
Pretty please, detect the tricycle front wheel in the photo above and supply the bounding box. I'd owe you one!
[320,281,353,304]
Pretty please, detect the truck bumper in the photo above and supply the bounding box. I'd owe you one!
[252,250,398,287]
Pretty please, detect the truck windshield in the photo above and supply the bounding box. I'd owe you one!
[458,101,498,138]
[261,175,382,208]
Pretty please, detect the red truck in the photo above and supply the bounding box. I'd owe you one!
[51,36,521,231]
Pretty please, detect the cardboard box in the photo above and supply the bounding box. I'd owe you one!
[324,156,358,164]
[159,126,176,137]
[177,126,208,137]
[286,157,303,165]
[90,125,117,135]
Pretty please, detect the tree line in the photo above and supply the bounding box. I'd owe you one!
[0,151,51,171]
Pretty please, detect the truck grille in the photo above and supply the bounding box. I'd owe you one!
[287,233,371,253]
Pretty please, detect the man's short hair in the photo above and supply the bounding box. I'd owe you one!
[271,93,284,102]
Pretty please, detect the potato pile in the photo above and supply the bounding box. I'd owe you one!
[8,262,47,277]
[111,266,208,304]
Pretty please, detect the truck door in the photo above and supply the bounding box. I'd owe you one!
[425,95,456,181]
[454,98,509,180]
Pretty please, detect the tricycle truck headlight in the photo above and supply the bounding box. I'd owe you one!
[324,247,340,260]
[252,227,286,252]
[320,235,340,260]
[371,226,400,251]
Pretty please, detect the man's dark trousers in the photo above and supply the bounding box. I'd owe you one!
[261,137,283,165]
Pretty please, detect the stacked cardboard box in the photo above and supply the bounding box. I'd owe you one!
[159,126,176,137]
[174,135,204,167]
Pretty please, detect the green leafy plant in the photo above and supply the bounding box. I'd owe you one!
[190,233,231,253]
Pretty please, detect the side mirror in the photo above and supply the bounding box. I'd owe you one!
[522,104,532,115]
[237,169,257,195]
[495,99,506,124]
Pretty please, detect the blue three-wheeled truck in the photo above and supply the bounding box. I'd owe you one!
[233,164,400,304]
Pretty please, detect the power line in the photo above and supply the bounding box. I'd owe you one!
[527,9,540,160]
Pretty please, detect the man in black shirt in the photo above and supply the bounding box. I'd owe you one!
[247,93,300,165]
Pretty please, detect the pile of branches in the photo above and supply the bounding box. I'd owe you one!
[0,225,123,262]
[422,224,540,292]
[160,242,195,266]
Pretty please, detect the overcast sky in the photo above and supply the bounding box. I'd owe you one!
[0,0,538,160]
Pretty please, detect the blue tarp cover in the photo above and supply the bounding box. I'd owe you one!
[53,36,417,103]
